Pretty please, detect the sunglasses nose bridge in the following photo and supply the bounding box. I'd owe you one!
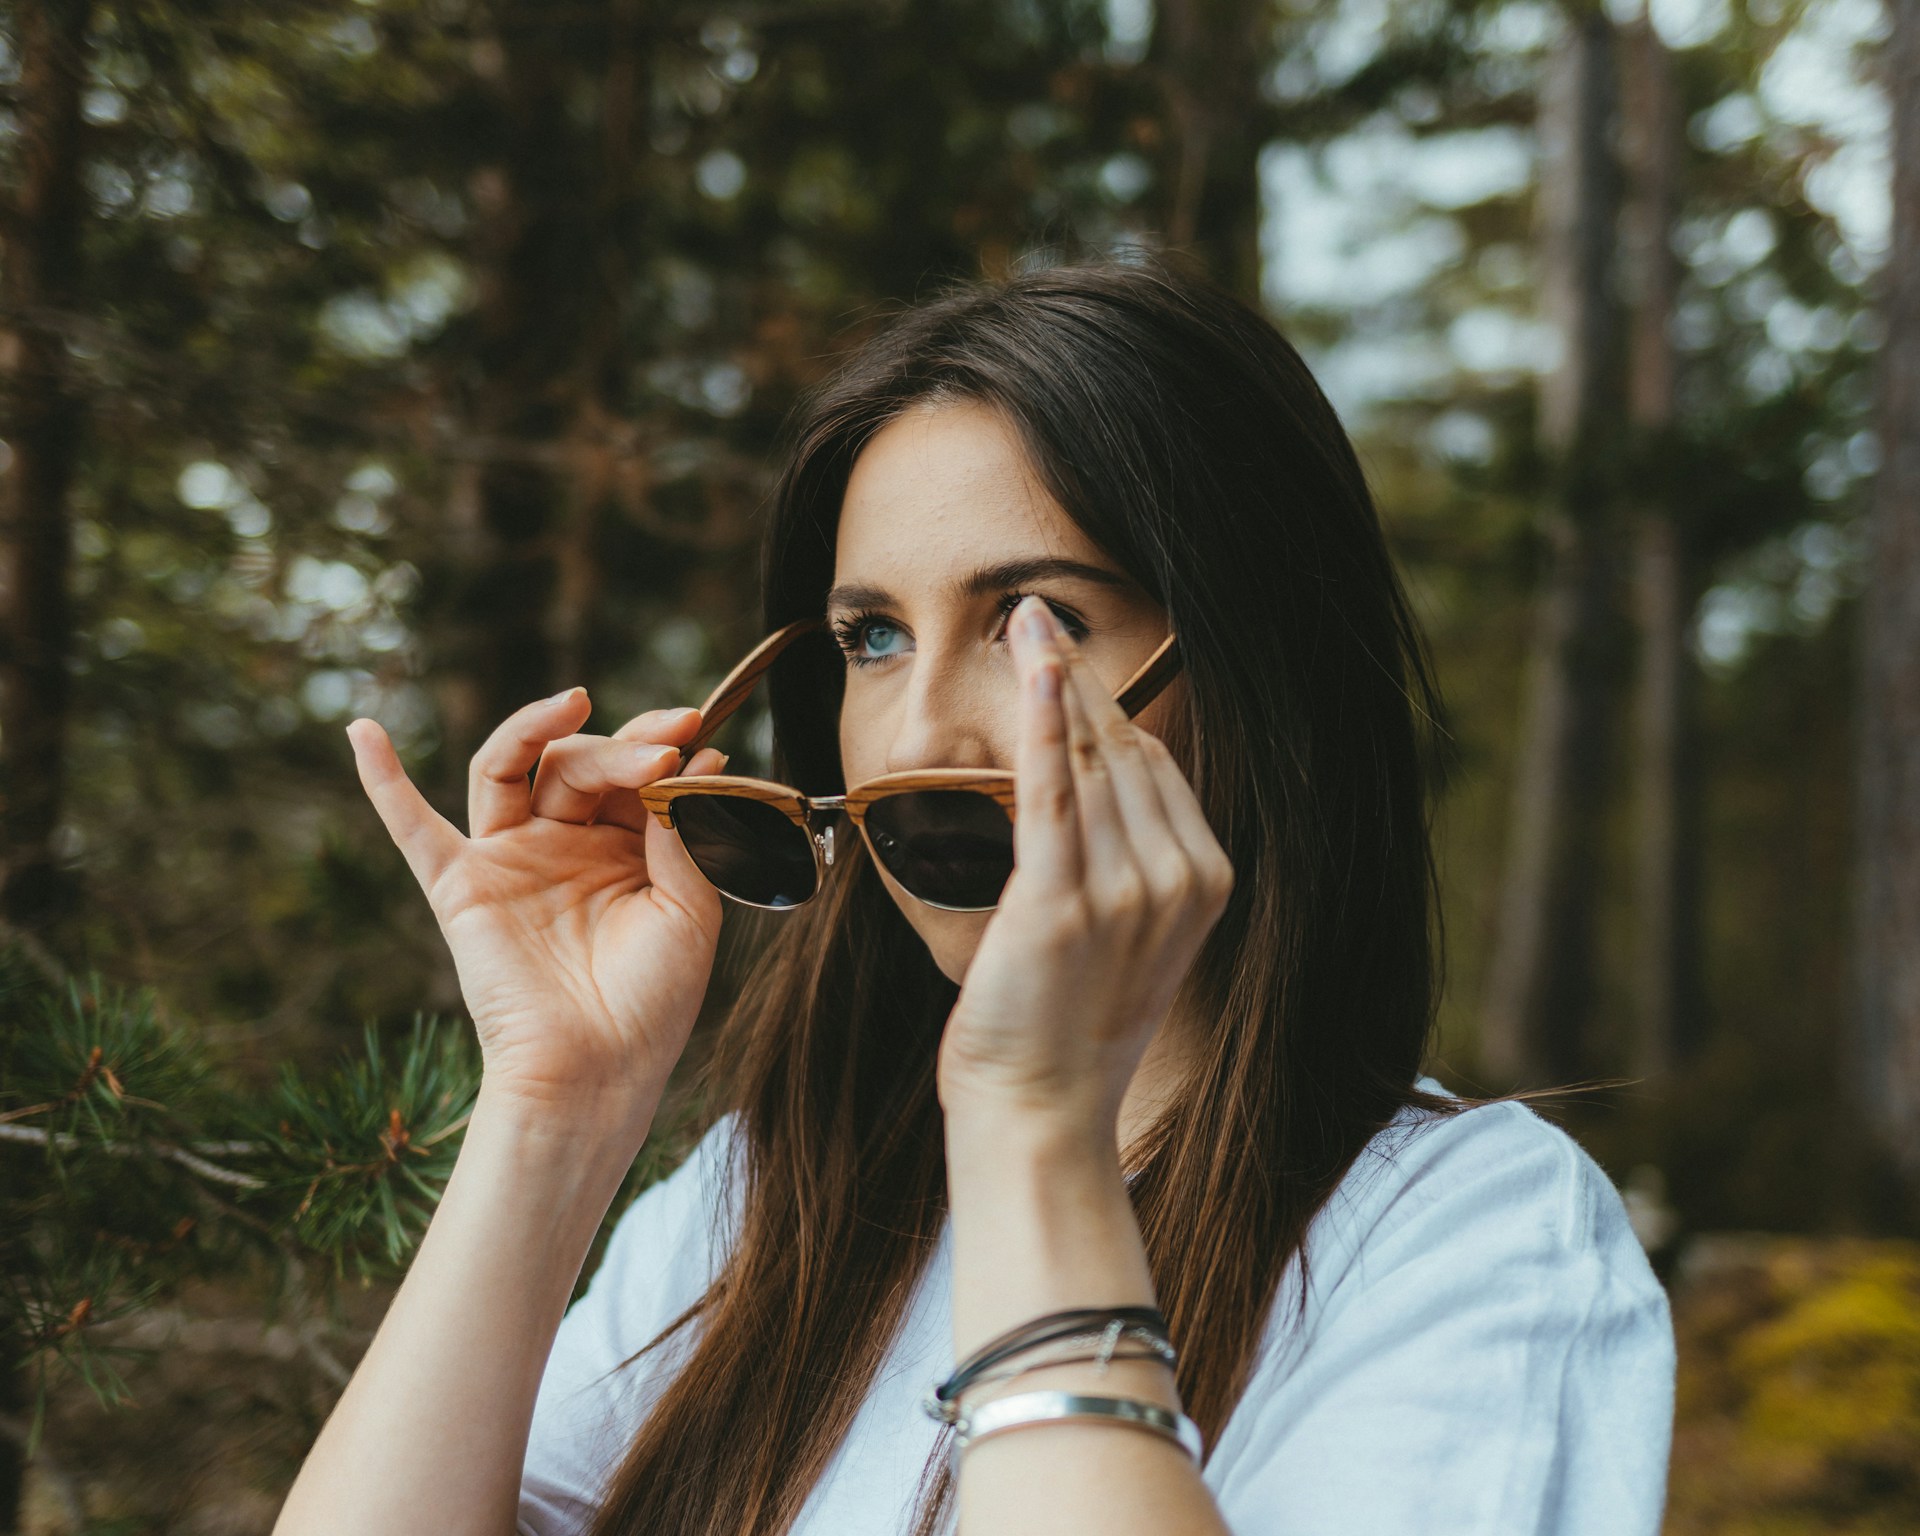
[802,796,847,867]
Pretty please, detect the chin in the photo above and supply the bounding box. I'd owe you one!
[876,869,993,983]
[919,915,991,984]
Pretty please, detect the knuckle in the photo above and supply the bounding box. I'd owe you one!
[1203,854,1236,905]
[1048,894,1094,938]
[1035,784,1077,822]
[1101,869,1147,917]
[1150,859,1195,905]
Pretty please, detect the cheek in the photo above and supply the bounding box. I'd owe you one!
[836,674,919,784]
[870,854,992,982]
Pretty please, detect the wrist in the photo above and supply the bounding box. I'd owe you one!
[471,1074,660,1168]
[936,1067,1121,1152]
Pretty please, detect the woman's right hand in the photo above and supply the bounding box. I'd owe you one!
[345,687,726,1135]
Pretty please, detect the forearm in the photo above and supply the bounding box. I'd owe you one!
[273,1082,655,1536]
[944,1108,1231,1536]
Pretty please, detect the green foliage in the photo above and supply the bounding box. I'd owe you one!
[1669,1239,1920,1534]
[234,1014,480,1278]
[0,938,492,1457]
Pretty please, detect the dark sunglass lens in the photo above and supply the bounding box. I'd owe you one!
[861,790,1013,910]
[669,796,817,908]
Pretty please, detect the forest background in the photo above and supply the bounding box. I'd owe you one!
[2,0,1918,1530]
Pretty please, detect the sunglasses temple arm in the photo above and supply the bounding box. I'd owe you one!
[675,618,825,767]
[1114,634,1183,719]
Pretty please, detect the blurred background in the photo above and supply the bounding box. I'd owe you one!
[2,0,1917,1529]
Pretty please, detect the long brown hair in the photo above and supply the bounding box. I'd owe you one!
[586,252,1457,1535]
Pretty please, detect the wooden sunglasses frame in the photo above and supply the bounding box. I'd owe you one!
[632,618,1184,911]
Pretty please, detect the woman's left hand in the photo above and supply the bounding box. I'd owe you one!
[936,594,1235,1138]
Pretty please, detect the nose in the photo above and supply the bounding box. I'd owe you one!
[878,638,1008,775]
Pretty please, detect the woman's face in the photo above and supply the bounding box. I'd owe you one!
[832,398,1178,983]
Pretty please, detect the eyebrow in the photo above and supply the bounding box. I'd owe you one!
[825,557,1134,613]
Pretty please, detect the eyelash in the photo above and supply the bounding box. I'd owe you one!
[829,593,1089,668]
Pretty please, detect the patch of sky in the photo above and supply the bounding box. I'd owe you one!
[1757,0,1890,264]
[1102,0,1152,64]
[1473,0,1558,57]
[1693,515,1863,669]
[1692,92,1763,154]
[86,161,136,214]
[1306,333,1455,419]
[96,617,146,661]
[178,460,273,538]
[328,15,379,59]
[82,86,127,126]
[144,163,196,219]
[265,181,313,222]
[645,357,751,417]
[332,495,385,536]
[1649,0,1732,49]
[1099,153,1152,203]
[285,555,371,614]
[319,253,473,361]
[697,149,747,200]
[702,14,760,87]
[1448,307,1557,375]
[301,669,363,721]
[1428,408,1498,466]
[373,562,422,605]
[348,462,398,498]
[1296,0,1392,89]
[1261,139,1470,312]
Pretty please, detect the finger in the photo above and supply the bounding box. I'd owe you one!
[642,746,729,928]
[595,744,729,835]
[597,707,706,831]
[1054,619,1180,861]
[1007,597,1083,893]
[611,706,703,746]
[1048,623,1145,900]
[347,718,464,892]
[468,687,592,837]
[530,735,681,824]
[1139,732,1236,914]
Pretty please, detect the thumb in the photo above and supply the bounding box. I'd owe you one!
[346,719,463,893]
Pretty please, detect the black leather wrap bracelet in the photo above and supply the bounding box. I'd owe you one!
[925,1305,1174,1422]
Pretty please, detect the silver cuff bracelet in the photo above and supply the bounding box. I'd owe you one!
[952,1389,1204,1463]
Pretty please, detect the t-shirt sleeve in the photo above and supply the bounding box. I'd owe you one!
[1210,1102,1676,1536]
[516,1113,742,1536]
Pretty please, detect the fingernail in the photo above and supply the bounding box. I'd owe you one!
[549,686,578,704]
[638,743,677,766]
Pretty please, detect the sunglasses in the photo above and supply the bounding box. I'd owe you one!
[633,619,1183,912]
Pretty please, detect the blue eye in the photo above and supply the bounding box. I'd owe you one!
[829,612,913,667]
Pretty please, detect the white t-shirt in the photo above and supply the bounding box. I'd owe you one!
[518,1081,1675,1535]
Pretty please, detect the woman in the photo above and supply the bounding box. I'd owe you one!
[274,256,1674,1536]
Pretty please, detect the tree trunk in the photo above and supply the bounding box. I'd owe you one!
[0,0,91,938]
[426,22,604,796]
[1479,4,1627,1085]
[1621,14,1704,1080]
[1152,0,1269,305]
[1851,0,1920,1178]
